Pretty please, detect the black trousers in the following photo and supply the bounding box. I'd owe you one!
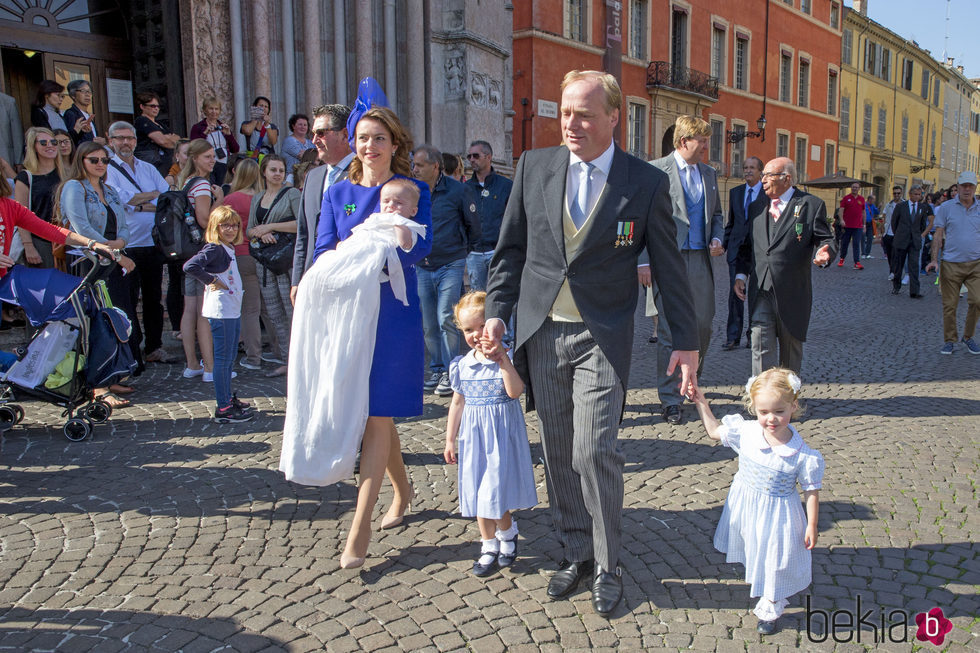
[127,246,165,354]
[166,261,184,331]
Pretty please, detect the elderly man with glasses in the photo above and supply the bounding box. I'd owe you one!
[734,157,836,375]
[105,120,175,364]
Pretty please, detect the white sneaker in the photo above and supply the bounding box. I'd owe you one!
[182,361,205,378]
[203,371,237,383]
[887,272,895,281]
[902,275,909,285]
[261,353,285,364]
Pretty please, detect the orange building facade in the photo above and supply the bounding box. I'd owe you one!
[513,0,842,197]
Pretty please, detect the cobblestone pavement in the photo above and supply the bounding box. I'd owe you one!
[0,253,976,652]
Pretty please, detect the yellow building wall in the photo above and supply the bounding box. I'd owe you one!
[837,11,945,198]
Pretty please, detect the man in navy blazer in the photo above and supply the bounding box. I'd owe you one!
[484,71,699,617]
[889,184,932,298]
[723,156,766,350]
[648,116,725,426]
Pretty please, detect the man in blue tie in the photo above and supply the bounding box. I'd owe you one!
[648,116,725,425]
[723,156,765,350]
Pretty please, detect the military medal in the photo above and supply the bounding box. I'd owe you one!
[481,189,490,198]
[344,203,356,215]
[614,221,634,247]
[795,223,803,242]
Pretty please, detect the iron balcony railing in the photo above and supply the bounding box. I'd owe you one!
[646,61,719,100]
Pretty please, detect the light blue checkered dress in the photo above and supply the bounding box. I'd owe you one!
[713,414,825,601]
[449,351,538,520]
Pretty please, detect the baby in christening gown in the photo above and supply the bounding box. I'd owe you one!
[279,178,424,487]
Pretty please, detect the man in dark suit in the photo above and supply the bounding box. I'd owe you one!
[723,156,766,350]
[734,157,836,375]
[483,70,699,617]
[290,104,353,305]
[889,184,932,298]
[648,116,725,425]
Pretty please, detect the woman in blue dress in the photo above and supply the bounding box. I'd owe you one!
[313,106,432,568]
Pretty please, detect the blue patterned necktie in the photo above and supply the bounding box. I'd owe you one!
[571,161,594,229]
[744,186,754,221]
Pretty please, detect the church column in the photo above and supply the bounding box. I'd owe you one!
[303,0,323,108]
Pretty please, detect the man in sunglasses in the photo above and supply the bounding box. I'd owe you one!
[464,140,512,292]
[291,103,353,305]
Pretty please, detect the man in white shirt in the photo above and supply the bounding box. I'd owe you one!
[882,185,903,278]
[106,120,173,364]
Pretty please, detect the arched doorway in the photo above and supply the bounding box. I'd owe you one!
[661,126,675,157]
[0,0,133,144]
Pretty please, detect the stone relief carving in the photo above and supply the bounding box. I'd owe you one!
[488,79,501,110]
[188,0,233,120]
[443,9,464,31]
[470,73,487,107]
[445,47,466,100]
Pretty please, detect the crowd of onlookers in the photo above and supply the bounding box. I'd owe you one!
[0,78,514,412]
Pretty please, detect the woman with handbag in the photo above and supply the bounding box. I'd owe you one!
[134,92,181,177]
[247,154,298,378]
[55,141,138,408]
[177,139,225,382]
[13,127,66,269]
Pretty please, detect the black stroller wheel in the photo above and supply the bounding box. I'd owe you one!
[0,406,17,429]
[85,401,112,424]
[10,404,24,424]
[63,418,92,442]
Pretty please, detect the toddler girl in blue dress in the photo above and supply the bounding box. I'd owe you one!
[691,368,824,635]
[444,291,537,577]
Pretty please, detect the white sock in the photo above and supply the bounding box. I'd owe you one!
[496,522,518,555]
[478,538,499,566]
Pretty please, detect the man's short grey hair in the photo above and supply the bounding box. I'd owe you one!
[413,144,443,169]
[107,121,136,137]
[909,184,923,193]
[469,140,492,156]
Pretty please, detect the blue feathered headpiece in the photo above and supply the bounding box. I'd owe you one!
[347,77,390,152]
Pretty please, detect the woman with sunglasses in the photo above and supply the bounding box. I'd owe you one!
[55,142,138,408]
[134,92,181,176]
[14,127,67,269]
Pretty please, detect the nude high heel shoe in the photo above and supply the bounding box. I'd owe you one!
[380,485,415,529]
[339,552,365,569]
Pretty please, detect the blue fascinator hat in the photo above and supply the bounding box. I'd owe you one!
[346,77,390,151]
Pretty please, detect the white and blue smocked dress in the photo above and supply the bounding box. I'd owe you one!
[713,414,825,601]
[449,350,538,520]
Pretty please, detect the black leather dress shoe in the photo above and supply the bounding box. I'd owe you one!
[592,566,623,617]
[757,618,778,634]
[547,559,594,599]
[662,404,682,425]
[910,293,924,298]
[722,341,738,351]
[891,287,901,295]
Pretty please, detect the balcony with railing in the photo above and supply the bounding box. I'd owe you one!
[645,61,719,100]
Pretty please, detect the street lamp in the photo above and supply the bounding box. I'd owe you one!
[727,114,767,143]
[910,154,937,173]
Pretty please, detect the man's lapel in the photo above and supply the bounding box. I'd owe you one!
[541,147,570,256]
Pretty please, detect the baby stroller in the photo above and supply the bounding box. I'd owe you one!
[0,250,137,441]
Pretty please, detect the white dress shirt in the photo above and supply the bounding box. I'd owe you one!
[106,153,170,248]
[566,141,615,222]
